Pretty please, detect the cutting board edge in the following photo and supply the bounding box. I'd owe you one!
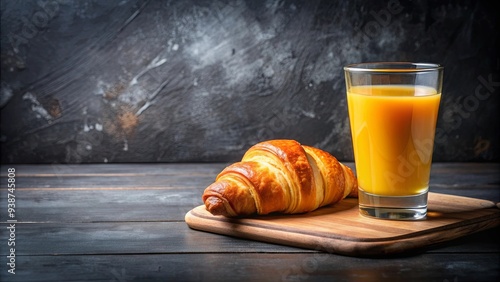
[185,205,500,256]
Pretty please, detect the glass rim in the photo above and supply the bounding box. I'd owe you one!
[344,62,443,73]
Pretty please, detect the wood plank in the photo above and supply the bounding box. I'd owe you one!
[430,162,500,174]
[0,174,215,189]
[0,163,498,224]
[2,163,498,187]
[1,186,498,224]
[186,193,500,256]
[1,188,498,224]
[0,188,205,222]
[2,162,498,176]
[0,222,309,256]
[1,253,499,282]
[430,163,500,187]
[2,221,496,258]
[0,163,228,177]
[0,163,498,281]
[3,176,498,194]
[432,186,500,203]
[425,224,500,253]
[3,174,499,190]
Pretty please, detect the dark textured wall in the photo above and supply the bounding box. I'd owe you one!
[1,0,498,164]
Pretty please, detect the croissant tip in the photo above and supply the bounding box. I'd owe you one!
[204,196,232,216]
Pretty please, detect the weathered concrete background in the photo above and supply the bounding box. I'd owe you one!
[1,0,498,164]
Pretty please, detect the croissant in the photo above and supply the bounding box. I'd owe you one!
[202,139,357,216]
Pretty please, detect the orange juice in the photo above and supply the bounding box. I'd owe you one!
[347,85,441,196]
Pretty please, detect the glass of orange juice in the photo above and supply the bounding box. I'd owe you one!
[344,62,443,220]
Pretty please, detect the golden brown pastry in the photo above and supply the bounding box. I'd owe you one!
[202,140,357,216]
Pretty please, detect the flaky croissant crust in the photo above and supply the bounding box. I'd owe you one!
[202,140,357,216]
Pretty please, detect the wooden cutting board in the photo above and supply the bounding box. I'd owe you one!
[185,192,500,256]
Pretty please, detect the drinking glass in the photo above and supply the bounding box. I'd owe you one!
[344,62,443,220]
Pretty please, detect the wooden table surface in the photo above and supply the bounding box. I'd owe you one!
[1,163,499,281]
